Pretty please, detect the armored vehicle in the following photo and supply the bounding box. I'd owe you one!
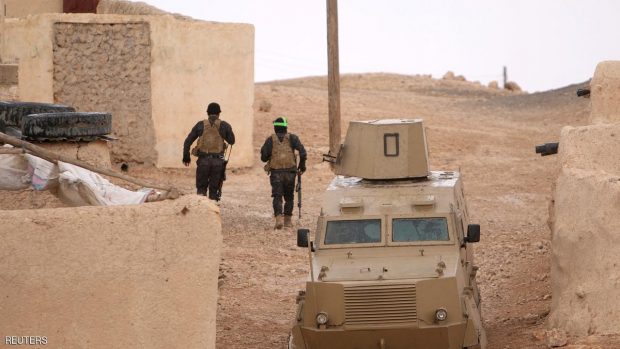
[289,119,486,349]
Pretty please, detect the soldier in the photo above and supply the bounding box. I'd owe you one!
[261,116,307,229]
[183,102,235,200]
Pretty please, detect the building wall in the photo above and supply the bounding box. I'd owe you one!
[4,0,63,18]
[53,22,156,164]
[149,17,255,168]
[3,14,254,168]
[0,195,221,349]
[3,16,56,103]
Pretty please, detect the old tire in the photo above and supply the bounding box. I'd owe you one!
[21,112,112,138]
[0,101,75,127]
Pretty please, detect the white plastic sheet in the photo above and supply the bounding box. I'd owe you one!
[25,154,58,191]
[57,162,152,206]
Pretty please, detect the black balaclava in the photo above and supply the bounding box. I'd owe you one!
[274,116,287,134]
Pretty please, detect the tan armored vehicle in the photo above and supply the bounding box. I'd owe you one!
[289,119,486,349]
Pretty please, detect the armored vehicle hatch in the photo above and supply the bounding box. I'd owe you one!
[334,119,430,180]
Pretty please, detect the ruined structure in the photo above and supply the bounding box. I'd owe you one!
[2,6,254,168]
[548,61,620,335]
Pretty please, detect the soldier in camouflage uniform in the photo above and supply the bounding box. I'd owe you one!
[183,102,235,200]
[261,116,307,229]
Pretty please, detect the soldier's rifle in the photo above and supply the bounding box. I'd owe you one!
[216,145,232,201]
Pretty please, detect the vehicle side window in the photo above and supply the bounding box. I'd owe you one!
[392,218,449,242]
[324,219,381,245]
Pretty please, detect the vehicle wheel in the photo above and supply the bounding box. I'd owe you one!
[21,112,112,138]
[0,101,75,127]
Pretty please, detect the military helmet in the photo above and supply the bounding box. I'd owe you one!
[206,102,221,114]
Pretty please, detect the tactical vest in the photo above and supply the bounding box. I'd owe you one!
[269,133,297,169]
[197,119,225,154]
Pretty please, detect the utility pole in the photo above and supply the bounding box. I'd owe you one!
[0,0,5,63]
[326,0,341,160]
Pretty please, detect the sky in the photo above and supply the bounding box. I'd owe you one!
[132,0,620,92]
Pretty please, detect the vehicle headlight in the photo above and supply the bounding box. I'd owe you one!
[316,312,329,325]
[435,308,448,322]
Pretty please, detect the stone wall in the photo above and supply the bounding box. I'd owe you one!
[53,22,156,164]
[0,195,221,349]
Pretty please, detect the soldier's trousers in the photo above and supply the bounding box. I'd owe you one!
[270,171,296,216]
[196,155,224,200]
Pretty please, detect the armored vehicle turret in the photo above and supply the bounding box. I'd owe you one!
[289,119,486,349]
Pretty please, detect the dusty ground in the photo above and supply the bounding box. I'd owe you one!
[2,73,620,348]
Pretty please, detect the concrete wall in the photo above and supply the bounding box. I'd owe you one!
[3,13,254,168]
[4,0,63,18]
[0,195,221,349]
[149,17,255,168]
[590,61,620,124]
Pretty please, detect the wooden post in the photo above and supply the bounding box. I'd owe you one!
[503,66,507,88]
[0,132,179,196]
[0,0,5,64]
[327,0,341,159]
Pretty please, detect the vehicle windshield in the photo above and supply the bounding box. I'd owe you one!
[392,217,450,242]
[324,219,381,245]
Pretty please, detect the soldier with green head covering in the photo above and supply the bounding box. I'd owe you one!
[261,116,307,229]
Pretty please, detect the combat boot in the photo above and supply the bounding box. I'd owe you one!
[283,215,293,228]
[274,215,284,229]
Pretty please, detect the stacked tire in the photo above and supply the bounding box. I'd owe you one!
[0,101,112,139]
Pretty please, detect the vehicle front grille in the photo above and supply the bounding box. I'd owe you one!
[344,283,417,326]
